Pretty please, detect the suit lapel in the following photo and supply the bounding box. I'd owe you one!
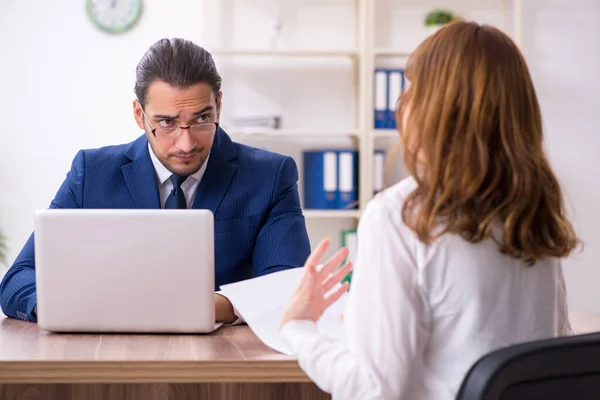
[192,128,237,215]
[122,135,161,209]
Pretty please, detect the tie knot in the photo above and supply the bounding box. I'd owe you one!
[170,174,188,189]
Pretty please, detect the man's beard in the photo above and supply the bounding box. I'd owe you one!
[163,148,208,177]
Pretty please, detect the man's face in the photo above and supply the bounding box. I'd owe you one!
[133,80,221,177]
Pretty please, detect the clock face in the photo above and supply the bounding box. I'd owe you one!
[86,0,143,34]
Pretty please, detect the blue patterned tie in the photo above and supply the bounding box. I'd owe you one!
[165,174,188,209]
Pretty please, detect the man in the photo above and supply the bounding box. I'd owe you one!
[0,38,311,324]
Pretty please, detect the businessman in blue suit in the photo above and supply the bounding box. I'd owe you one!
[0,38,311,324]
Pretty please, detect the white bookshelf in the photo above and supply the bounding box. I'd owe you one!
[373,129,399,138]
[303,210,362,219]
[202,0,523,241]
[211,48,360,58]
[373,48,411,57]
[225,128,360,138]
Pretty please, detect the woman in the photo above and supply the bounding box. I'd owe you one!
[279,21,579,399]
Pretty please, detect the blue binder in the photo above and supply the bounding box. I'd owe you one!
[337,150,359,209]
[374,68,388,129]
[386,68,405,129]
[303,150,338,209]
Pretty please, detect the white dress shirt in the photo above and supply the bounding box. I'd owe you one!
[148,144,243,324]
[280,177,571,400]
[148,144,209,208]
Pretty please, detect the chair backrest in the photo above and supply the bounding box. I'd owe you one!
[456,332,600,400]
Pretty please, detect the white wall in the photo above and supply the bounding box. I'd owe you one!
[521,0,600,313]
[0,0,205,273]
[1,0,599,313]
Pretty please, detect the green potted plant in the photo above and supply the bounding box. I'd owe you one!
[0,230,7,267]
[424,9,457,36]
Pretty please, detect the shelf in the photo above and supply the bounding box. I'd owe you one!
[303,210,361,219]
[374,48,411,57]
[225,128,360,138]
[374,129,399,138]
[203,0,524,237]
[212,48,359,57]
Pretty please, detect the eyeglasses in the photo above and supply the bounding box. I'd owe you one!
[140,108,218,139]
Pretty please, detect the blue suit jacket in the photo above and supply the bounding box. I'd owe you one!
[0,129,311,322]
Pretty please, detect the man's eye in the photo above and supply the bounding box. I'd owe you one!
[198,114,211,123]
[158,119,173,127]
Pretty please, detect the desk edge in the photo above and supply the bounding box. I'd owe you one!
[0,360,311,384]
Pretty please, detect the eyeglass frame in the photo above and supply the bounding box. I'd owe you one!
[140,106,219,138]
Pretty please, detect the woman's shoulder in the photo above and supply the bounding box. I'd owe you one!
[357,177,419,242]
[363,176,417,219]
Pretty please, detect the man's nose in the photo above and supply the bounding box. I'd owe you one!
[175,127,196,153]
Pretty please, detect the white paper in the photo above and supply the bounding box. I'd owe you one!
[220,268,348,355]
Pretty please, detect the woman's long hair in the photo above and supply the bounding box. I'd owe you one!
[395,21,579,265]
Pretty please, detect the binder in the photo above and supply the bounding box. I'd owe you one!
[337,150,359,210]
[374,69,388,129]
[387,69,405,129]
[373,150,385,196]
[341,229,357,286]
[303,151,338,209]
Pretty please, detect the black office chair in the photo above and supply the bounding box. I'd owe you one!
[456,332,600,399]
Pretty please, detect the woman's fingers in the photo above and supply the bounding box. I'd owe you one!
[318,247,349,280]
[322,261,353,293]
[324,281,350,309]
[305,238,330,273]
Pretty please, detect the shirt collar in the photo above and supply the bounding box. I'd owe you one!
[148,143,209,186]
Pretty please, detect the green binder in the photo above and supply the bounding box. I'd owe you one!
[341,229,357,286]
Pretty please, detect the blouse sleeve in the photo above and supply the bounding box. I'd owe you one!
[280,201,430,399]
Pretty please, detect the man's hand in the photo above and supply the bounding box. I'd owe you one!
[214,293,238,324]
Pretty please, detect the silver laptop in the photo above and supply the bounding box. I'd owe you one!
[34,209,218,333]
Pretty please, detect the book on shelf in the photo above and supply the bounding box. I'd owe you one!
[337,150,359,210]
[373,150,385,196]
[303,149,388,210]
[227,115,282,131]
[341,229,357,285]
[303,150,358,210]
[374,68,406,130]
[303,150,338,210]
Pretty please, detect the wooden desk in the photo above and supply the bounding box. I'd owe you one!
[0,317,329,400]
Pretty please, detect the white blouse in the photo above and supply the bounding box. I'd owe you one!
[280,177,571,400]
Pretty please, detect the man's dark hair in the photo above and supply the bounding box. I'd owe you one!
[134,38,222,106]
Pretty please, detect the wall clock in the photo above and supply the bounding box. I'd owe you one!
[86,0,143,34]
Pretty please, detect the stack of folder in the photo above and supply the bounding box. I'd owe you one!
[302,149,387,210]
[373,150,385,196]
[374,68,406,129]
[303,150,358,210]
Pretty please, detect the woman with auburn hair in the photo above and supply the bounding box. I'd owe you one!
[279,20,580,400]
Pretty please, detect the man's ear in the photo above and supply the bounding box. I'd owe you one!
[133,100,145,130]
[216,91,223,122]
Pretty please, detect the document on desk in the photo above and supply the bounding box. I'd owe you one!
[220,268,348,355]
